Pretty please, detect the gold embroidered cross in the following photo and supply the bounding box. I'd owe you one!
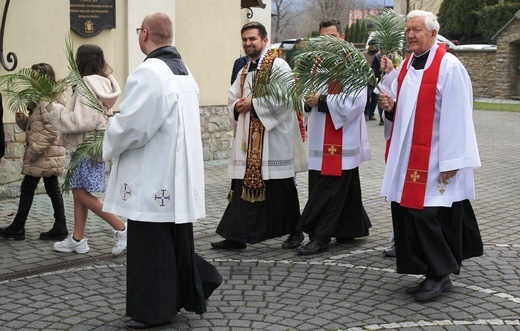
[410,171,420,182]
[328,146,337,155]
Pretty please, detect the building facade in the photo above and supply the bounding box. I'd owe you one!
[0,0,272,197]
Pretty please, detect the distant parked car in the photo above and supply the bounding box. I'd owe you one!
[436,34,457,49]
[278,38,301,59]
[453,44,497,51]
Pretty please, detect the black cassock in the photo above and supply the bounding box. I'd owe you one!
[127,221,222,324]
[216,178,301,244]
[391,199,483,276]
[297,168,372,242]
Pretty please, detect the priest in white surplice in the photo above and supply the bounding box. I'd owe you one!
[211,22,306,250]
[102,13,221,329]
[378,10,483,302]
[295,18,372,256]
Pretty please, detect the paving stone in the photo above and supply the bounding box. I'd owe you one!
[1,110,520,330]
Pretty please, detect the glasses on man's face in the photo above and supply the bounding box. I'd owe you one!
[136,28,145,35]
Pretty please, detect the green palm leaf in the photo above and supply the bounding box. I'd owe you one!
[0,67,68,114]
[248,65,301,112]
[294,35,376,101]
[367,8,405,55]
[249,35,376,112]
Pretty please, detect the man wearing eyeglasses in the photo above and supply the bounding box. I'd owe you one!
[103,12,221,330]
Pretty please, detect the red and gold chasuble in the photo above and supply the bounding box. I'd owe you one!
[387,46,446,210]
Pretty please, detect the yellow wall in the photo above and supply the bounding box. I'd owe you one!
[1,0,128,122]
[175,0,241,106]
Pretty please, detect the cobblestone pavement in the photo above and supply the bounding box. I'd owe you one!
[0,109,519,331]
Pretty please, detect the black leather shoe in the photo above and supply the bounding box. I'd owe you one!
[383,243,396,257]
[211,239,246,249]
[0,225,25,241]
[125,319,171,330]
[407,276,453,294]
[282,231,304,249]
[297,239,329,255]
[379,119,384,126]
[413,275,452,301]
[406,278,427,294]
[368,116,377,120]
[39,227,68,241]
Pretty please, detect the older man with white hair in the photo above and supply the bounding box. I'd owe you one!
[378,10,483,302]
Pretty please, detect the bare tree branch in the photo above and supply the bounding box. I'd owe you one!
[272,0,302,42]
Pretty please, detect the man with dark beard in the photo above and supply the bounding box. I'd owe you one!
[211,21,306,250]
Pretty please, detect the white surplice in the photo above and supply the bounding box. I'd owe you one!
[305,84,371,171]
[102,59,204,223]
[380,43,481,207]
[228,57,306,180]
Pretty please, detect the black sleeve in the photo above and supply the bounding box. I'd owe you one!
[233,103,239,121]
[231,56,247,85]
[317,94,329,113]
[372,54,382,81]
[384,110,394,122]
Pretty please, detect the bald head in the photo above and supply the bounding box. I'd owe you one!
[142,12,173,46]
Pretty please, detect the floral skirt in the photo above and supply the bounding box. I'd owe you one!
[68,153,105,192]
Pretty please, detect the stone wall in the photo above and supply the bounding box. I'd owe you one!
[455,49,497,98]
[200,105,234,160]
[494,16,520,98]
[1,122,29,198]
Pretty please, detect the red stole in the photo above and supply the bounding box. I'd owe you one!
[388,47,446,210]
[321,80,343,176]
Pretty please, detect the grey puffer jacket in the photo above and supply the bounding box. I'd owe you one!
[16,100,66,177]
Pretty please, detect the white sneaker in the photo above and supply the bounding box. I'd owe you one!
[54,235,89,254]
[112,223,127,255]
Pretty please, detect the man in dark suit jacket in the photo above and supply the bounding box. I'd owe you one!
[230,56,248,85]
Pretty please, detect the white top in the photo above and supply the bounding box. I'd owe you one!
[306,82,371,171]
[102,58,205,223]
[380,43,481,207]
[227,57,306,180]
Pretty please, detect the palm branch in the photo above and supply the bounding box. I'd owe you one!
[248,63,301,112]
[294,35,377,101]
[0,67,69,114]
[366,8,405,55]
[250,35,376,112]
